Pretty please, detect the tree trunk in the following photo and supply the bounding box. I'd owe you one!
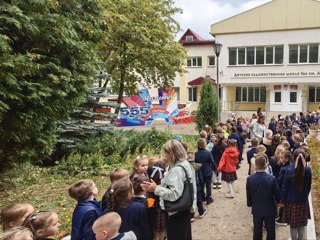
[115,66,126,114]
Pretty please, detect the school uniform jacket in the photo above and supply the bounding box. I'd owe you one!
[246,172,280,217]
[281,166,312,204]
[195,148,217,177]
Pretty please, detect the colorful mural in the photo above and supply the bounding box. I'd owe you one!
[116,88,193,127]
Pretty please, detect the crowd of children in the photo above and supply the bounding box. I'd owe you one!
[0,112,314,240]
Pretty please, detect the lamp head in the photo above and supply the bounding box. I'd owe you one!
[214,42,223,57]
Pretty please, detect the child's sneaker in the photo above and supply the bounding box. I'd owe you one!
[190,212,195,222]
[226,193,234,198]
[217,183,222,189]
[212,183,217,189]
[199,209,207,219]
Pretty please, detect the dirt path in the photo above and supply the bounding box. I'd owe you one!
[191,148,290,240]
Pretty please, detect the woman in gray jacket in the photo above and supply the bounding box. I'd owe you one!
[141,139,196,240]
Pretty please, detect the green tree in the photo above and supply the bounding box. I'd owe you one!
[100,0,187,112]
[196,79,217,132]
[0,0,107,166]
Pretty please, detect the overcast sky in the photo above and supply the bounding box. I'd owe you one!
[174,0,272,39]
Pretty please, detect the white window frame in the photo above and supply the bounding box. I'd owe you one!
[187,57,202,67]
[289,44,320,64]
[208,56,215,66]
[229,45,284,66]
[289,85,298,103]
[188,87,197,102]
[186,35,193,42]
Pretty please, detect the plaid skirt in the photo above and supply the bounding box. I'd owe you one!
[155,208,166,233]
[221,171,237,182]
[283,202,311,228]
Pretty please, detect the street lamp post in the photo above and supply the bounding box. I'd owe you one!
[213,42,222,123]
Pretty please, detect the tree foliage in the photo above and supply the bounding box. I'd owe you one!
[196,79,217,132]
[100,0,187,111]
[0,0,107,165]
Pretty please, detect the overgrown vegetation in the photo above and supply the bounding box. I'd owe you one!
[307,137,320,236]
[0,129,197,236]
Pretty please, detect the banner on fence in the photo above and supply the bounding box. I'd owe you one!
[116,88,193,127]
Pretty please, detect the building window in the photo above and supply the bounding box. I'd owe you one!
[246,47,255,65]
[188,87,197,102]
[238,48,245,65]
[235,86,266,102]
[309,44,319,63]
[186,35,193,42]
[229,45,283,65]
[290,85,298,103]
[229,48,237,65]
[208,56,215,66]
[172,87,180,101]
[289,44,320,64]
[309,86,320,102]
[274,85,281,103]
[275,92,281,102]
[256,47,264,65]
[187,57,202,67]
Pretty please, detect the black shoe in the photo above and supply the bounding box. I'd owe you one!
[206,198,214,205]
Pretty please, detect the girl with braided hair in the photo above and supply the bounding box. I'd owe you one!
[106,178,150,240]
[22,211,60,240]
[280,148,312,240]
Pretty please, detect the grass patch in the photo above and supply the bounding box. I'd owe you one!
[0,162,120,237]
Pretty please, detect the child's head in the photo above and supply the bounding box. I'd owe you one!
[255,155,267,171]
[279,150,292,164]
[251,138,259,147]
[228,139,237,147]
[210,134,217,143]
[197,138,206,149]
[133,155,148,175]
[107,178,133,212]
[293,134,302,143]
[0,203,34,231]
[187,152,195,161]
[231,126,237,133]
[204,125,212,134]
[256,145,266,154]
[92,212,121,240]
[132,175,149,196]
[148,157,159,168]
[110,168,129,183]
[199,130,207,139]
[0,227,33,240]
[274,145,285,158]
[23,211,60,238]
[281,140,290,150]
[181,141,188,152]
[68,179,98,202]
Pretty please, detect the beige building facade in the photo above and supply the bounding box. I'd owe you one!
[210,0,320,121]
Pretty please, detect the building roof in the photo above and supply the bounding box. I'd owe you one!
[179,29,215,46]
[211,0,320,35]
[188,76,216,86]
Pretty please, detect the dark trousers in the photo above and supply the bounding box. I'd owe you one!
[200,174,213,200]
[253,215,275,240]
[167,210,192,240]
[196,184,205,214]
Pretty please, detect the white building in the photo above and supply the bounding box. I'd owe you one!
[210,0,320,121]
